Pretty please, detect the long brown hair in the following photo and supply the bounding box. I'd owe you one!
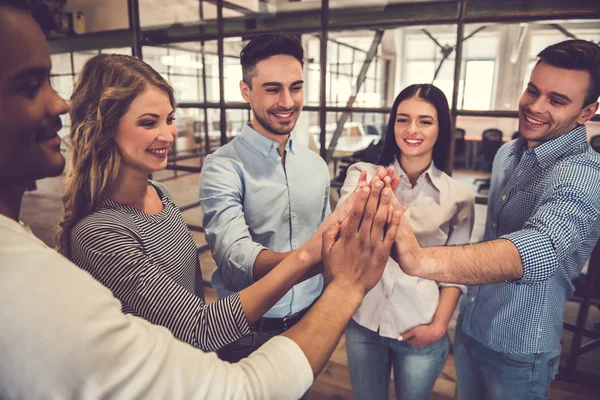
[56,54,176,257]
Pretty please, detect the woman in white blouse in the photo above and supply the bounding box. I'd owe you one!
[339,83,475,400]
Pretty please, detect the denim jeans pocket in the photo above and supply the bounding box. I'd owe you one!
[493,351,535,368]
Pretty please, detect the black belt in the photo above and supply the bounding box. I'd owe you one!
[254,306,311,334]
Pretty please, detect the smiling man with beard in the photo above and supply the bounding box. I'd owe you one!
[199,35,330,384]
[0,10,68,220]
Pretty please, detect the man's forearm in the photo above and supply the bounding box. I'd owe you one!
[281,282,363,376]
[418,239,523,285]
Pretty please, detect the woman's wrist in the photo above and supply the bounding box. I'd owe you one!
[429,319,448,338]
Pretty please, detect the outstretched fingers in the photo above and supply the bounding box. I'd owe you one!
[382,209,401,252]
[370,186,392,240]
[345,185,370,235]
[358,176,384,236]
[321,221,341,259]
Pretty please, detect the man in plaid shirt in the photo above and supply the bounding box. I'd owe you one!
[393,39,600,399]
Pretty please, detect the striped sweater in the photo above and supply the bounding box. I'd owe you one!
[70,181,251,352]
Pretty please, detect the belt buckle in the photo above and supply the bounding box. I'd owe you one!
[282,314,293,331]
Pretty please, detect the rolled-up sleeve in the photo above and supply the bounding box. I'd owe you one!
[200,156,266,291]
[439,192,475,293]
[502,165,600,286]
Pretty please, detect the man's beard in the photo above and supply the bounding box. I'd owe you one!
[253,108,298,136]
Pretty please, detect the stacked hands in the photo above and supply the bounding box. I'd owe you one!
[322,168,401,298]
[301,166,442,347]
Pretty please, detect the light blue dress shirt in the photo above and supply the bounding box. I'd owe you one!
[460,125,600,354]
[200,124,330,318]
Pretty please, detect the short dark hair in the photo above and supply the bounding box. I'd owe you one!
[536,39,600,108]
[378,84,452,171]
[240,34,304,88]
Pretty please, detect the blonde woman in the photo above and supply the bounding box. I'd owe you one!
[57,54,354,352]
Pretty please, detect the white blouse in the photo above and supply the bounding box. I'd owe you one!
[338,160,475,339]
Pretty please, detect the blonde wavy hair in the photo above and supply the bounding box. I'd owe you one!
[56,54,176,257]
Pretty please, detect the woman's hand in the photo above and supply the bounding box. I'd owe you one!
[398,322,446,347]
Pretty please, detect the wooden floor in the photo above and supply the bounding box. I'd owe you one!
[21,171,600,400]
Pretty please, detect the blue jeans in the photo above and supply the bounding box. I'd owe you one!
[454,313,561,400]
[345,318,449,400]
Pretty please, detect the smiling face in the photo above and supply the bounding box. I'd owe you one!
[240,54,304,140]
[394,97,439,164]
[0,6,69,183]
[518,61,598,148]
[114,85,176,175]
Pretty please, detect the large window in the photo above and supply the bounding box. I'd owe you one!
[50,47,132,139]
[403,25,499,110]
[305,32,388,109]
[523,27,600,93]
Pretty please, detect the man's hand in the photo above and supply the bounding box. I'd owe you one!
[302,166,400,267]
[391,206,424,276]
[399,323,445,347]
[322,176,401,297]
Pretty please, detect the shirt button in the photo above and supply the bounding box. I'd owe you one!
[492,222,497,228]
[471,296,476,303]
[501,194,507,201]
[277,156,282,161]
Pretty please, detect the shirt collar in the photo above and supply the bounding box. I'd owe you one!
[510,125,588,168]
[533,125,588,168]
[392,157,442,192]
[239,124,294,158]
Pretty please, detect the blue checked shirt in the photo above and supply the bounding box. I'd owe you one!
[200,125,330,318]
[460,125,600,354]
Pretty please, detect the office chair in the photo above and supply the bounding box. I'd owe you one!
[453,127,466,169]
[591,134,600,153]
[474,128,503,193]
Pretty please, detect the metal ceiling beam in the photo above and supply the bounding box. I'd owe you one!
[49,0,598,52]
[138,0,597,46]
[464,0,599,23]
[141,1,459,46]
[326,30,384,163]
[48,29,134,54]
